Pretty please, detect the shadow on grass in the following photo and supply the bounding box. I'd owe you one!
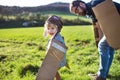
[107,74,120,80]
[20,64,39,77]
[0,54,7,61]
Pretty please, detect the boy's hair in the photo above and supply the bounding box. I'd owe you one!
[46,15,63,32]
[43,15,63,37]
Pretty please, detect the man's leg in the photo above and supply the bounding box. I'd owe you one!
[97,36,114,78]
[106,46,114,76]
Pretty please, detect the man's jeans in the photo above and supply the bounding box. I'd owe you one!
[97,35,114,78]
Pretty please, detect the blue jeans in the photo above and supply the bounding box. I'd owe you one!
[97,36,114,78]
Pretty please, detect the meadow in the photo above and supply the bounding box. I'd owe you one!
[0,25,120,80]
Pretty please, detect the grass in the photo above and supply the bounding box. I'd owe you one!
[0,25,120,80]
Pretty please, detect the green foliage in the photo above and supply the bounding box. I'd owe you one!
[0,12,91,28]
[0,26,120,80]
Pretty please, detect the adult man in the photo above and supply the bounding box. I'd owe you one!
[69,0,120,80]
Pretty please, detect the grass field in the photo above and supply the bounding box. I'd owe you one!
[0,25,120,80]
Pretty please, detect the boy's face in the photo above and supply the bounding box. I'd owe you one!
[47,23,57,36]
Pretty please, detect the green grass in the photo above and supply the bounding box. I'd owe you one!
[0,26,120,80]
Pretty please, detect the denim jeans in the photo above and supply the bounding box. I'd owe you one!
[97,35,114,78]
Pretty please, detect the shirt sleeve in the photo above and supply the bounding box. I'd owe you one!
[91,0,105,7]
[54,33,65,44]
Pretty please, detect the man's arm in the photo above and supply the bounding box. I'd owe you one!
[92,21,103,47]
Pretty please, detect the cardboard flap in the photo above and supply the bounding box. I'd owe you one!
[92,0,120,49]
[51,39,68,53]
[36,39,67,80]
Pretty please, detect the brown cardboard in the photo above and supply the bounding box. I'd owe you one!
[36,39,67,80]
[92,0,120,49]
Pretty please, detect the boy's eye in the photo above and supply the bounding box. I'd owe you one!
[47,27,55,30]
[51,27,54,29]
[47,28,50,30]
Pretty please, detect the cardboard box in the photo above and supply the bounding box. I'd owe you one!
[36,39,67,80]
[92,0,120,49]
